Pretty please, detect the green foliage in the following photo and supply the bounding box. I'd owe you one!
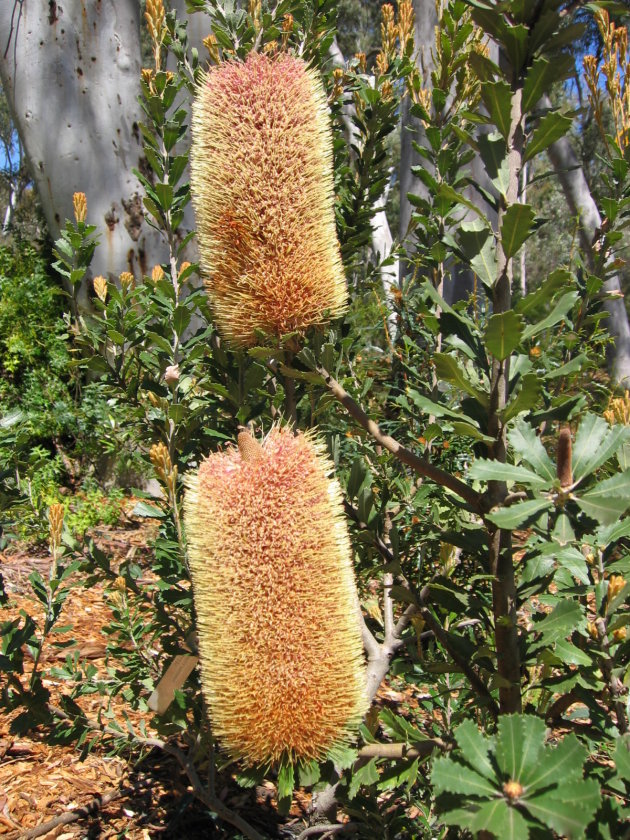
[433,715,600,839]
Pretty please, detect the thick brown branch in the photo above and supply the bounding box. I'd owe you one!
[297,824,358,839]
[358,739,445,759]
[319,367,482,511]
[9,788,122,840]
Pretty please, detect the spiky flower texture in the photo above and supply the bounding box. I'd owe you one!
[190,53,347,346]
[184,427,367,765]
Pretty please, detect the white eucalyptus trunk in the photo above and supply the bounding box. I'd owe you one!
[542,95,630,387]
[0,0,165,292]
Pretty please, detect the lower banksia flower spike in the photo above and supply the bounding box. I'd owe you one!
[184,426,368,766]
[190,52,347,347]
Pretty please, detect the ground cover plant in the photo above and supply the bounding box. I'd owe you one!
[2,0,630,837]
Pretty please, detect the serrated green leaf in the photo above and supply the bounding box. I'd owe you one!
[496,714,546,782]
[486,498,552,529]
[484,310,524,360]
[522,732,587,791]
[173,305,191,338]
[348,758,379,800]
[132,501,166,519]
[458,221,497,290]
[297,760,320,787]
[521,291,579,340]
[478,131,510,198]
[454,720,496,780]
[502,373,542,422]
[403,391,481,428]
[379,707,429,744]
[326,743,357,770]
[525,779,601,838]
[377,757,419,792]
[613,737,630,781]
[576,470,630,524]
[516,269,572,316]
[554,545,588,583]
[154,182,174,211]
[106,328,126,346]
[480,79,513,140]
[277,762,294,814]
[432,756,498,797]
[534,600,585,644]
[523,56,573,111]
[524,112,573,162]
[596,518,630,547]
[508,420,556,481]
[436,183,490,225]
[553,639,593,667]
[469,459,549,486]
[501,204,536,259]
[469,799,529,840]
[572,414,630,481]
[434,353,488,406]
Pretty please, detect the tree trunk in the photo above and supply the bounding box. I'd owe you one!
[542,95,630,387]
[399,0,496,304]
[0,0,166,292]
[399,0,437,269]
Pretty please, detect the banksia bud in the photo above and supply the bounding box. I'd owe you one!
[93,275,108,303]
[190,52,347,347]
[119,271,134,293]
[141,67,155,92]
[203,34,220,64]
[281,13,294,49]
[608,574,626,602]
[556,426,573,488]
[398,0,415,56]
[49,502,64,561]
[331,67,345,100]
[376,51,389,77]
[150,441,171,485]
[184,426,368,765]
[73,192,87,224]
[381,4,397,56]
[604,391,630,425]
[145,0,165,47]
[151,264,165,283]
[355,52,367,74]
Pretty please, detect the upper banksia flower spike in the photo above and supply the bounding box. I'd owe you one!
[184,426,367,766]
[190,52,347,347]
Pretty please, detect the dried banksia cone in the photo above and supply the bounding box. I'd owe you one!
[184,426,368,765]
[190,52,347,347]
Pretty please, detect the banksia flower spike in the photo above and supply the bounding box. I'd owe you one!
[73,192,87,225]
[190,52,347,347]
[184,426,368,766]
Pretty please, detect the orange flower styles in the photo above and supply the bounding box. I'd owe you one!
[184,427,367,765]
[190,52,347,347]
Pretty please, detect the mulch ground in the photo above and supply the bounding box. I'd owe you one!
[0,511,314,839]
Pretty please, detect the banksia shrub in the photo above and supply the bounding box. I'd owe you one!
[190,52,347,347]
[184,426,367,766]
